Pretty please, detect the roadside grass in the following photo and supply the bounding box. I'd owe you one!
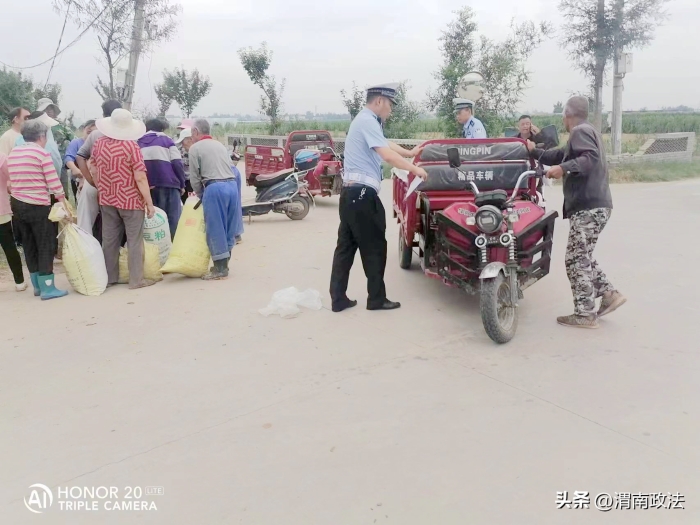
[609,159,700,183]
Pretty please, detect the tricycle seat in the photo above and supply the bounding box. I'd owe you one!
[253,168,295,188]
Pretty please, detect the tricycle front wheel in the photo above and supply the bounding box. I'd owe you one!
[398,229,412,269]
[480,273,518,344]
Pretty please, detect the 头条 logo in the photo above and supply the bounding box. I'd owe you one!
[24,484,53,514]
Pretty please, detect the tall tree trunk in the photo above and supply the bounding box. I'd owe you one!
[592,0,606,131]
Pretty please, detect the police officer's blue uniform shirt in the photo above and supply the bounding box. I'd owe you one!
[342,108,388,192]
[463,117,487,139]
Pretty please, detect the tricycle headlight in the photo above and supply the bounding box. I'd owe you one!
[475,205,503,234]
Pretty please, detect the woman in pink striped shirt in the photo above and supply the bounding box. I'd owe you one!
[8,120,69,300]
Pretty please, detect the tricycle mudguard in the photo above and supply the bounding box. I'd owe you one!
[479,262,508,280]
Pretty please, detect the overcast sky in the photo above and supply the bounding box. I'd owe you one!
[1,0,698,121]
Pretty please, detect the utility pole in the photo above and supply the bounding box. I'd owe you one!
[612,52,624,156]
[123,0,147,111]
[611,0,625,156]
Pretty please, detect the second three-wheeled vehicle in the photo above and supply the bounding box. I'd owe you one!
[393,138,558,344]
[244,130,344,198]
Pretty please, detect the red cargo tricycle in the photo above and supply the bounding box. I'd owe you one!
[392,138,558,344]
[245,130,343,197]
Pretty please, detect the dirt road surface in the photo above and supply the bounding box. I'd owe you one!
[2,178,699,524]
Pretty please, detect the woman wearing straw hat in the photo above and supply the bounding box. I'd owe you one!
[90,108,157,289]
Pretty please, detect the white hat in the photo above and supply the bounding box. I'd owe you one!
[36,98,61,116]
[33,112,59,128]
[453,98,475,111]
[175,127,192,144]
[367,82,400,103]
[95,108,146,141]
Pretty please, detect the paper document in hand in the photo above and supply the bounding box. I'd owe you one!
[404,176,423,201]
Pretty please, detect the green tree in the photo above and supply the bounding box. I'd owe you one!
[340,82,365,119]
[55,0,181,102]
[428,8,550,137]
[0,69,35,116]
[383,81,421,139]
[154,82,174,116]
[238,42,286,134]
[558,0,669,130]
[159,68,212,118]
[33,83,62,105]
[553,101,564,114]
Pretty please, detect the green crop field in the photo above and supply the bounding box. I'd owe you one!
[210,113,700,140]
[531,113,700,135]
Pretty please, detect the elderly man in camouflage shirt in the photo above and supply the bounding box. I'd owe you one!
[528,96,626,329]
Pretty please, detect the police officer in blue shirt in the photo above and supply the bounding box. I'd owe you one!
[454,98,487,139]
[330,83,428,312]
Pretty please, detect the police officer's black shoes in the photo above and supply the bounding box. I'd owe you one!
[332,299,358,313]
[367,300,401,311]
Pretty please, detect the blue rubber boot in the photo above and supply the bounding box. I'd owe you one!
[37,274,68,300]
[30,272,41,297]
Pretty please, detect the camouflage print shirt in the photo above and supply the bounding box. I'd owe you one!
[180,144,190,179]
[52,123,74,159]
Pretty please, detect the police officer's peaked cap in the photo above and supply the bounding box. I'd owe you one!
[453,98,475,111]
[367,83,400,103]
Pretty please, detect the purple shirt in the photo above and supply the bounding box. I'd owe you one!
[137,132,186,189]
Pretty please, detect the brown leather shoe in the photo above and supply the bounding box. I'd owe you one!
[557,314,599,329]
[598,291,627,317]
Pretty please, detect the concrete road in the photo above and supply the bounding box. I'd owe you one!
[2,178,699,524]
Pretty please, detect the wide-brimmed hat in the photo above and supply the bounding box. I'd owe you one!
[32,112,59,128]
[96,108,146,141]
[37,98,61,116]
[175,127,192,144]
[177,119,194,130]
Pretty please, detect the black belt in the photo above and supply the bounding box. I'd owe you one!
[204,178,235,187]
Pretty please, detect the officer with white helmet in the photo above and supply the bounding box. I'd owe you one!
[329,83,428,313]
[454,98,487,139]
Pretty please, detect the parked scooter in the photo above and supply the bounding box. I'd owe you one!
[243,169,314,221]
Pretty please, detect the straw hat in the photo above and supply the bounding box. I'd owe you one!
[96,109,146,141]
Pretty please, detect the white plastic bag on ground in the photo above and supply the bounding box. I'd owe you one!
[259,287,323,319]
[143,207,171,266]
[50,203,108,296]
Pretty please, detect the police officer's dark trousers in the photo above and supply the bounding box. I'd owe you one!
[330,185,387,309]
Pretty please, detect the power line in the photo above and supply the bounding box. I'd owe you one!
[45,0,73,87]
[0,0,126,71]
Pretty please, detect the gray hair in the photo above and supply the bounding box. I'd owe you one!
[564,96,589,120]
[193,118,210,135]
[21,120,49,143]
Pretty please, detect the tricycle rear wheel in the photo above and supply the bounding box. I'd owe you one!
[480,273,518,344]
[398,229,412,269]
